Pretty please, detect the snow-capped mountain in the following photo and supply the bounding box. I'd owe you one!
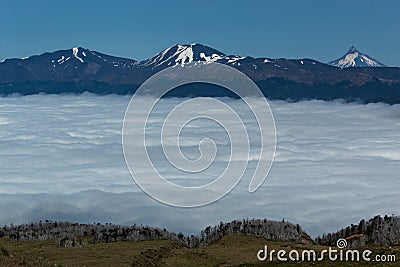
[328,46,386,68]
[16,47,138,69]
[140,43,254,69]
[0,47,145,85]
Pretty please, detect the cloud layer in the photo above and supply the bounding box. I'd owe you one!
[0,94,399,236]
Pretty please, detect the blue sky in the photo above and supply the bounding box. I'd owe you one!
[1,0,400,66]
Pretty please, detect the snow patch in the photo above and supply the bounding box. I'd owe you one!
[72,47,84,63]
[175,45,193,65]
[263,58,271,63]
[57,56,65,64]
[361,55,380,67]
[199,52,223,63]
[144,45,192,67]
[338,52,358,68]
[227,56,244,63]
[300,60,304,65]
[158,47,171,61]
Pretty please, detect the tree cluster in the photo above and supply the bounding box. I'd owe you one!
[316,215,400,247]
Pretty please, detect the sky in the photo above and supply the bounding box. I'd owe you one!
[1,0,400,65]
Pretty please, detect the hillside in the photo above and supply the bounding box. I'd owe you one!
[0,216,399,266]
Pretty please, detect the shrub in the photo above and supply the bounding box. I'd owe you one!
[0,246,9,256]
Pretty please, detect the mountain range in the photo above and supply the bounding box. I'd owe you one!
[1,44,400,103]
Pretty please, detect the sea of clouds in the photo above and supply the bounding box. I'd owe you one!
[0,94,399,236]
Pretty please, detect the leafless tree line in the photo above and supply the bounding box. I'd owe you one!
[316,215,400,247]
[2,216,397,248]
[0,218,308,248]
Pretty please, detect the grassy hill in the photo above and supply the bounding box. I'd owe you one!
[1,235,399,267]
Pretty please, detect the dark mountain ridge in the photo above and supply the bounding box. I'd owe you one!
[1,44,400,103]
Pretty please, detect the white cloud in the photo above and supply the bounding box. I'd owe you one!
[0,95,399,236]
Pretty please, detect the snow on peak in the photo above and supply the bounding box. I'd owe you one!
[141,43,226,68]
[338,51,359,68]
[175,45,194,65]
[72,47,84,63]
[328,46,386,68]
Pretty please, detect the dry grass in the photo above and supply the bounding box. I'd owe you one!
[0,235,399,266]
